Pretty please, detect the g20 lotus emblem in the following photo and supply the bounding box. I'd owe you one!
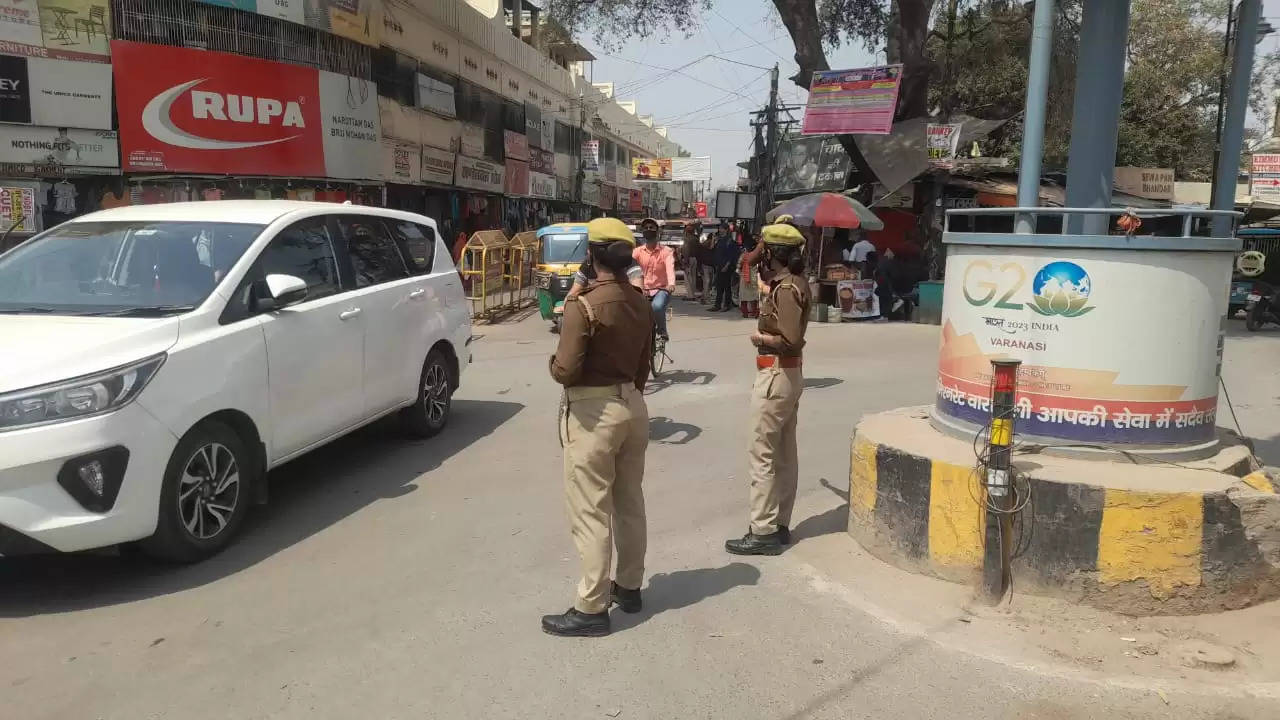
[1029,261,1093,317]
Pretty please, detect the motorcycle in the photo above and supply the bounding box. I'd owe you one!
[1245,282,1279,331]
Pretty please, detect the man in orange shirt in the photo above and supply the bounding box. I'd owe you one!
[633,217,676,339]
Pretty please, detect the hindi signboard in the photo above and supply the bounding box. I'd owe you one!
[927,123,962,167]
[801,65,902,136]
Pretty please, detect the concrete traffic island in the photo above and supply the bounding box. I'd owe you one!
[848,407,1280,616]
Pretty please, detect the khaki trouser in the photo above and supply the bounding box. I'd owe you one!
[747,366,803,535]
[561,384,649,614]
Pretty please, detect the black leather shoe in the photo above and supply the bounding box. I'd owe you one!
[610,582,642,613]
[725,531,785,556]
[777,525,791,545]
[541,608,610,637]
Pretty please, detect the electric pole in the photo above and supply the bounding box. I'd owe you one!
[756,63,780,229]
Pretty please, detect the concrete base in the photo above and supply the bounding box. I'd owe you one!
[850,406,1280,615]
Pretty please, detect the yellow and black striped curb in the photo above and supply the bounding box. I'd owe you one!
[848,433,1280,616]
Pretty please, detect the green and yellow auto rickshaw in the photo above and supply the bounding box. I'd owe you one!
[534,222,590,331]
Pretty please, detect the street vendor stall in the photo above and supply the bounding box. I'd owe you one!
[766,192,884,312]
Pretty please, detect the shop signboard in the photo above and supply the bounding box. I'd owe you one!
[926,123,961,167]
[0,0,110,61]
[773,135,850,195]
[581,139,599,171]
[505,158,529,196]
[529,146,554,175]
[936,248,1227,446]
[631,157,672,181]
[600,184,616,210]
[694,201,707,218]
[0,123,117,167]
[1113,166,1174,200]
[1251,154,1280,202]
[0,183,36,231]
[111,41,380,179]
[380,139,420,184]
[670,156,711,182]
[581,178,600,206]
[460,123,485,158]
[455,154,504,193]
[503,129,528,161]
[529,171,555,199]
[540,117,554,154]
[556,175,572,202]
[421,144,454,185]
[524,101,541,148]
[0,55,112,129]
[628,188,642,212]
[415,74,455,118]
[802,65,902,136]
[194,0,382,47]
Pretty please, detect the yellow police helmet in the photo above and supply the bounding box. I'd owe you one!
[761,222,805,247]
[587,217,636,246]
[774,213,795,225]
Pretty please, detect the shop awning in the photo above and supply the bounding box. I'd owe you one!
[853,115,1008,191]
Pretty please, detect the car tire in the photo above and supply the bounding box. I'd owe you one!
[141,420,254,563]
[401,350,453,438]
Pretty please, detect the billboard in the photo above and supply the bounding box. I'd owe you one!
[455,154,504,193]
[631,156,671,181]
[802,65,902,136]
[773,135,850,195]
[671,156,711,182]
[926,123,961,167]
[0,55,112,129]
[194,0,382,47]
[111,41,380,179]
[0,0,111,61]
[0,124,117,168]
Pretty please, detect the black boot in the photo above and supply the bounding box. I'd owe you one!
[777,525,791,545]
[725,530,785,556]
[610,582,642,613]
[541,608,610,637]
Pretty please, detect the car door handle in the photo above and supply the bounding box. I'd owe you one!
[339,308,362,321]
[409,288,426,300]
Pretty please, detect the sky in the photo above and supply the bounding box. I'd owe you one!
[576,0,1280,191]
[577,0,877,192]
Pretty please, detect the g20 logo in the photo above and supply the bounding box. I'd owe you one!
[963,260,1094,318]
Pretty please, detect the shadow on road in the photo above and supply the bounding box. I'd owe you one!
[613,562,761,633]
[791,478,850,543]
[0,399,524,618]
[803,377,844,390]
[645,369,716,395]
[649,416,702,445]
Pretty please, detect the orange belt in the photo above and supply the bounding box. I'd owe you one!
[757,355,802,370]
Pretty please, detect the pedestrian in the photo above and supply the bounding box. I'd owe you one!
[681,222,701,300]
[850,231,877,278]
[738,234,764,318]
[699,232,717,307]
[711,227,740,312]
[725,218,811,556]
[544,217,653,638]
[633,217,676,339]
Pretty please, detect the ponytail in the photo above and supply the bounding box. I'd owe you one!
[767,244,806,275]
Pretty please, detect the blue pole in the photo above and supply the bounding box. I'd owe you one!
[1064,0,1131,235]
[1213,0,1260,238]
[1015,0,1056,234]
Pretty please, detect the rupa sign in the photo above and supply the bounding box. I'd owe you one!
[110,41,381,179]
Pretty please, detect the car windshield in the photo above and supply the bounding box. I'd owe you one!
[0,220,264,316]
[541,232,588,264]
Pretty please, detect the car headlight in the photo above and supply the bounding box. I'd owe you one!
[0,354,166,432]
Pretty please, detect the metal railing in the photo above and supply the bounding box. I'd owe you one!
[944,207,1244,239]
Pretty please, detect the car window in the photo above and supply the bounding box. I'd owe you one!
[340,216,410,287]
[257,219,340,300]
[385,220,437,274]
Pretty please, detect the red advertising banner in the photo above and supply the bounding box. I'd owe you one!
[504,130,529,162]
[694,202,708,218]
[505,159,529,196]
[628,188,642,212]
[111,40,380,178]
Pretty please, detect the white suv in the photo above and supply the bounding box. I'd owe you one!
[0,201,471,561]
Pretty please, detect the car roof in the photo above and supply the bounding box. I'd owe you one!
[537,223,589,235]
[68,200,436,227]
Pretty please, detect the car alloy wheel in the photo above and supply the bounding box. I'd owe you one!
[424,361,450,426]
[177,442,240,541]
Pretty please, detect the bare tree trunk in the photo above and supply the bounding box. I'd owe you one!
[772,0,829,89]
[895,0,936,119]
[886,0,901,63]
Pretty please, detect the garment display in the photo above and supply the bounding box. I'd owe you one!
[254,187,271,200]
[52,181,77,214]
[140,186,167,205]
[170,185,192,202]
[101,189,129,208]
[201,188,224,201]
[296,188,316,201]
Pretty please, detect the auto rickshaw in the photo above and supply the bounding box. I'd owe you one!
[534,223,590,331]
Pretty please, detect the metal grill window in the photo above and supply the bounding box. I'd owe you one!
[111,0,371,79]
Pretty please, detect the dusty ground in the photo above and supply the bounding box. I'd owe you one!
[1,303,1279,719]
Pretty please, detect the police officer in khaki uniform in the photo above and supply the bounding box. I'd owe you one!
[726,220,811,555]
[543,217,653,637]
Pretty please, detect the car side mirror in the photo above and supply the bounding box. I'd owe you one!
[255,273,308,312]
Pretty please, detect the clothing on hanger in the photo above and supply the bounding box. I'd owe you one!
[52,181,77,214]
[201,187,223,202]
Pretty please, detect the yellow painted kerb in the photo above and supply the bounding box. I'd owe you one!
[1243,471,1276,494]
[1097,489,1203,598]
[849,435,878,523]
[928,461,984,570]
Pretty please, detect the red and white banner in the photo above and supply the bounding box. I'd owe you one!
[111,41,380,179]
